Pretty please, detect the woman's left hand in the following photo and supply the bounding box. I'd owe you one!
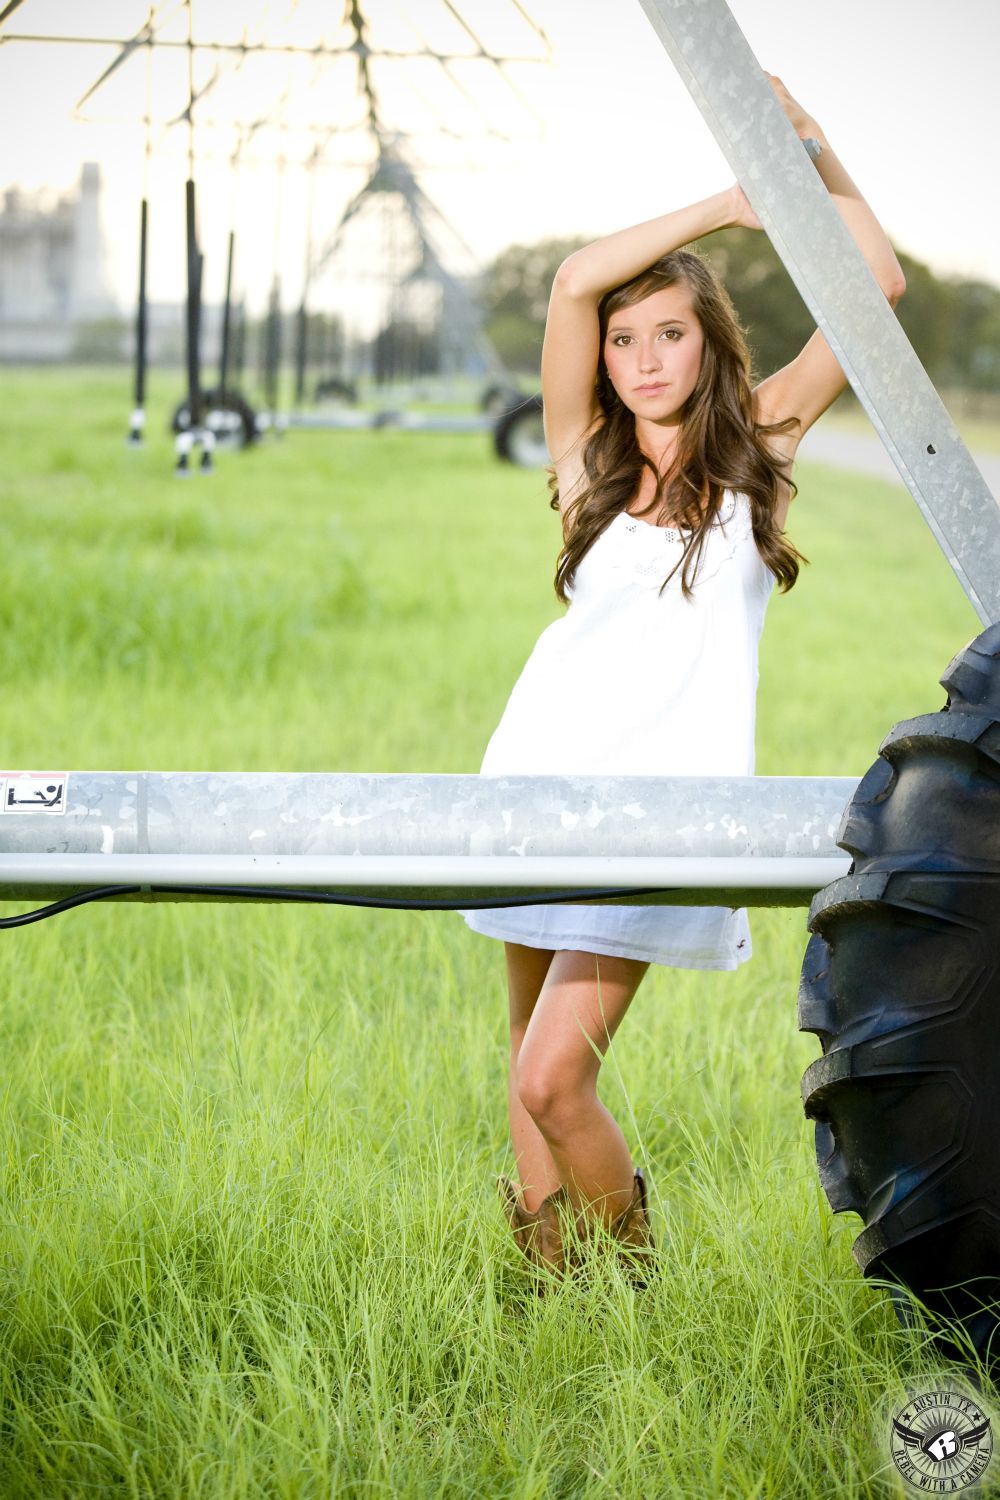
[763,72,820,139]
[726,182,763,232]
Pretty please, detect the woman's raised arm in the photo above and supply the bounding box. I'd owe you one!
[752,75,906,442]
[768,74,905,298]
[541,190,737,464]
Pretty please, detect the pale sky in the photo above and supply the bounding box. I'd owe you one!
[1,0,998,317]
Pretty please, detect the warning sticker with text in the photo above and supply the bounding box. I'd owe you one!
[1,774,69,814]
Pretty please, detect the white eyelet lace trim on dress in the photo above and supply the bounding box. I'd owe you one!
[608,489,750,588]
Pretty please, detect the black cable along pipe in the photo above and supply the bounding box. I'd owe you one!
[0,882,688,931]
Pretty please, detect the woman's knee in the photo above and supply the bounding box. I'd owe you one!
[513,948,648,1125]
[515,1049,594,1129]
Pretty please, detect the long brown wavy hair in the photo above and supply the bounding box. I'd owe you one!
[549,249,808,603]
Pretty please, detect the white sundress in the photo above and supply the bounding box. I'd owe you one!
[459,490,777,969]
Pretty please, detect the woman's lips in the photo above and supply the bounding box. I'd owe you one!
[635,383,667,393]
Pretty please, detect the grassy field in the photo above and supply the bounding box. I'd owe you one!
[0,368,990,1498]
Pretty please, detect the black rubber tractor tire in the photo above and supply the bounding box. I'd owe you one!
[314,376,358,405]
[493,393,546,467]
[799,622,1000,1372]
[171,387,258,448]
[480,382,524,416]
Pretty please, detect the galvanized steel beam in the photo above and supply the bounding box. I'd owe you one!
[635,0,1000,625]
[0,771,857,906]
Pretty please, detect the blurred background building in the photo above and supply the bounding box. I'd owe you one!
[0,162,119,359]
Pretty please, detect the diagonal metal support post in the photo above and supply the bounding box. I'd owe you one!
[635,0,1000,626]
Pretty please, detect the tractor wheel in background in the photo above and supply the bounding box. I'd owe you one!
[480,382,524,416]
[493,393,546,467]
[314,376,358,405]
[798,622,1000,1373]
[171,388,257,449]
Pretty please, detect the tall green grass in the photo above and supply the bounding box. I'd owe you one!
[0,369,989,1497]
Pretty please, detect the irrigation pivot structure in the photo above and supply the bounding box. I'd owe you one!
[1,0,551,465]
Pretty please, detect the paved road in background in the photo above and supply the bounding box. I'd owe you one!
[796,425,1000,499]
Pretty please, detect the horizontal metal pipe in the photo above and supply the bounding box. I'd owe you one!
[0,771,860,905]
[0,772,858,855]
[0,851,852,907]
[287,412,496,432]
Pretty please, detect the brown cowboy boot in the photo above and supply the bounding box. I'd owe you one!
[497,1175,579,1292]
[499,1171,656,1290]
[556,1169,657,1288]
[606,1167,657,1288]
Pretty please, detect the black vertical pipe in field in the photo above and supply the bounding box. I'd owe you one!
[195,251,204,396]
[256,302,268,394]
[259,299,270,408]
[293,297,308,406]
[231,300,246,385]
[271,283,282,413]
[219,230,234,394]
[265,279,282,415]
[184,178,202,427]
[135,197,148,411]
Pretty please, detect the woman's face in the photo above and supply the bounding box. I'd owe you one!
[603,283,705,428]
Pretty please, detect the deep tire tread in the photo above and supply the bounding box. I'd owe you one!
[798,622,1000,1370]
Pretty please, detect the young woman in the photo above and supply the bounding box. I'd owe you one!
[462,75,905,1288]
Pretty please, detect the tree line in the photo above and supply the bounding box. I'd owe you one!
[479,230,1000,394]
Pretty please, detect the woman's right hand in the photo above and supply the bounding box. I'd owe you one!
[725,183,763,232]
[764,73,820,140]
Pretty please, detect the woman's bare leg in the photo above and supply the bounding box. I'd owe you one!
[503,941,562,1212]
[516,949,650,1227]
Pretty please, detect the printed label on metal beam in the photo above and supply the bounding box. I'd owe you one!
[1,774,69,814]
[634,0,1000,626]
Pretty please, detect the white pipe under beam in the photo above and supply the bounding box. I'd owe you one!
[0,852,851,907]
